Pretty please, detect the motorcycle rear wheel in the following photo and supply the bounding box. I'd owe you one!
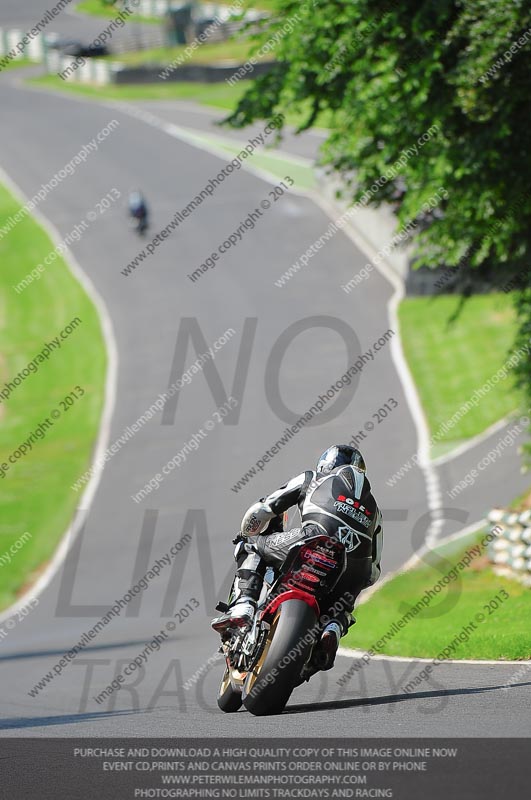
[242,599,317,716]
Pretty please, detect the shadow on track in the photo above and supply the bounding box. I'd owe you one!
[284,681,531,715]
[0,709,147,730]
[0,638,170,662]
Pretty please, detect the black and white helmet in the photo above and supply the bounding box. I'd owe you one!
[316,445,366,476]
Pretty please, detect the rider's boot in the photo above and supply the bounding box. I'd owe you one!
[313,578,368,671]
[314,615,353,671]
[317,621,343,670]
[315,559,375,671]
[211,543,265,633]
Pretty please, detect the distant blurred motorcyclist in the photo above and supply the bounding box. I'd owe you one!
[128,190,149,234]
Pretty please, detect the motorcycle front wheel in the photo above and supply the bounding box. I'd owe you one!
[217,667,243,713]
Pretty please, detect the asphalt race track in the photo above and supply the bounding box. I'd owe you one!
[0,53,530,737]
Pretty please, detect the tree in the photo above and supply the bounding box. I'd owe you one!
[227,0,531,449]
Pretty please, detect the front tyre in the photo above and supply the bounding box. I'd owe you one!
[217,668,243,713]
[242,599,317,716]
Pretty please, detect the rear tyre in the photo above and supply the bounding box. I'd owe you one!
[242,599,317,716]
[217,668,243,713]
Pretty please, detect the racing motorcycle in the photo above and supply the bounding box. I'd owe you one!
[214,531,347,716]
[127,192,149,236]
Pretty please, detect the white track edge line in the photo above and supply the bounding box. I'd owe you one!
[336,646,530,667]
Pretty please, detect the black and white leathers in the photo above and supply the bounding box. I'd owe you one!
[258,465,382,585]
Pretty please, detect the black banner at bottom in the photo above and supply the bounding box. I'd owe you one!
[1,738,528,799]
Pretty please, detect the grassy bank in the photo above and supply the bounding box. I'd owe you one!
[0,183,106,610]
[0,58,34,73]
[344,532,531,660]
[30,74,250,109]
[398,293,520,454]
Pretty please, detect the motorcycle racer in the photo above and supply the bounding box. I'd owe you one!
[212,445,383,670]
[128,190,148,232]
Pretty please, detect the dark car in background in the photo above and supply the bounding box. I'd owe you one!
[46,36,109,58]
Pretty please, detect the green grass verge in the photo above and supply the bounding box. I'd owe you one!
[344,532,531,660]
[399,293,520,447]
[112,39,266,67]
[0,183,106,611]
[0,58,34,72]
[29,74,250,109]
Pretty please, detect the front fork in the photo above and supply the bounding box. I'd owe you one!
[221,565,276,674]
